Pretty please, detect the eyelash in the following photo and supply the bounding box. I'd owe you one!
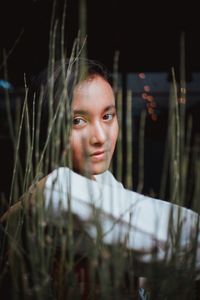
[73,112,115,127]
[103,113,114,121]
[73,117,86,126]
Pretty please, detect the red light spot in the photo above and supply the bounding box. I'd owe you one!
[144,85,151,92]
[138,73,145,79]
[151,114,158,121]
[178,97,186,104]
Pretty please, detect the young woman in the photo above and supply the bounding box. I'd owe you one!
[43,59,200,266]
[1,59,200,298]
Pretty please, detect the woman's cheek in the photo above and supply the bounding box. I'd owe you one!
[69,133,79,159]
[70,131,86,160]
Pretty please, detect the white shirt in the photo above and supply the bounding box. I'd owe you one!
[44,167,200,277]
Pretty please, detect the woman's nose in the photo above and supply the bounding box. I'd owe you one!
[90,122,107,145]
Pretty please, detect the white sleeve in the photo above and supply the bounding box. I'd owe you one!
[44,167,200,273]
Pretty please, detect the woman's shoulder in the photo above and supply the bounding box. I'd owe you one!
[0,175,48,224]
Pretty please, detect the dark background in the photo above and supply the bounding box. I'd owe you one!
[0,0,199,202]
[0,0,199,87]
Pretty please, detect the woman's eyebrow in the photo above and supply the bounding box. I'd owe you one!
[73,109,89,116]
[103,105,116,112]
[73,105,116,115]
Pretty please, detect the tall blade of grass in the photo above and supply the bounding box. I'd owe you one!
[22,76,35,193]
[126,89,133,189]
[179,31,187,205]
[115,88,123,183]
[35,87,44,178]
[168,68,181,204]
[79,0,87,60]
[8,90,28,206]
[110,50,120,175]
[137,109,146,193]
[61,0,67,62]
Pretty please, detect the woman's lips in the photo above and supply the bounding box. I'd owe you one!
[90,150,107,161]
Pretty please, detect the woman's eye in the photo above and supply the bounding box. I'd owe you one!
[73,117,86,126]
[103,113,113,121]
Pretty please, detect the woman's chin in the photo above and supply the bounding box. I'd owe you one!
[80,161,109,177]
[90,162,110,176]
[72,159,111,178]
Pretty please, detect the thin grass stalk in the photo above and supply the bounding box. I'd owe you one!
[50,99,62,169]
[78,0,87,60]
[159,69,180,201]
[25,94,35,189]
[60,0,67,62]
[12,98,24,200]
[46,20,59,174]
[44,5,61,174]
[60,106,71,167]
[35,88,44,176]
[181,115,192,206]
[179,31,187,205]
[137,109,146,193]
[115,89,123,182]
[168,79,176,201]
[159,137,169,200]
[22,78,35,193]
[172,68,181,205]
[8,92,28,206]
[28,94,36,182]
[0,30,24,72]
[61,0,67,84]
[192,143,200,213]
[23,86,31,191]
[159,84,174,200]
[169,68,181,204]
[48,0,57,74]
[110,50,120,175]
[126,89,133,189]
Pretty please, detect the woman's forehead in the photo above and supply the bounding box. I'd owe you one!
[73,75,113,94]
[72,75,115,110]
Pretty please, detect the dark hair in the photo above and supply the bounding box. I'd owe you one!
[29,58,112,123]
[30,58,112,119]
[45,58,112,110]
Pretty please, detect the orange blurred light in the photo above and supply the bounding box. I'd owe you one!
[147,107,154,114]
[142,92,148,99]
[146,95,154,102]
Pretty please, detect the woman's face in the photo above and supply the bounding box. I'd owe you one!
[69,75,119,177]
